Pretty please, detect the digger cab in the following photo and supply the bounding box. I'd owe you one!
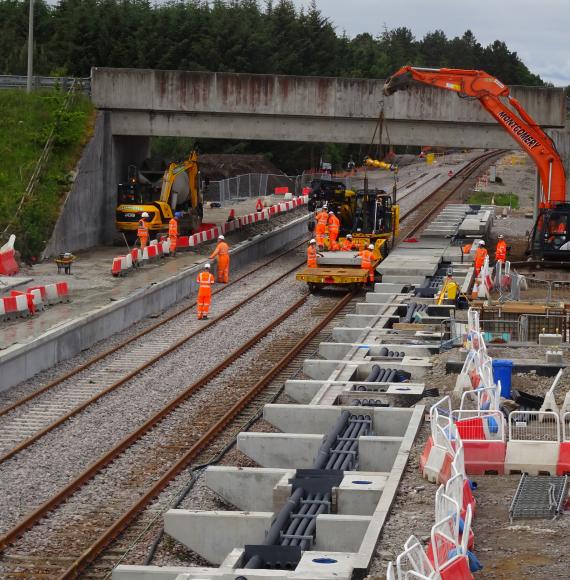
[530,205,570,261]
[350,189,394,235]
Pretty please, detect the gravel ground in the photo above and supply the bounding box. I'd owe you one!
[0,247,306,442]
[0,272,314,536]
[0,296,341,574]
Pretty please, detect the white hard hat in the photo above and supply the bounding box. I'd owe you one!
[346,234,352,238]
[498,234,504,239]
[368,244,374,250]
[329,210,334,214]
[141,212,150,218]
[218,235,225,240]
[204,263,211,268]
[479,240,485,246]
[310,238,316,244]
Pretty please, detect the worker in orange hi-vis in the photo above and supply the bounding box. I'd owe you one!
[168,212,180,256]
[340,234,355,251]
[209,234,230,283]
[137,212,150,249]
[357,243,376,283]
[307,239,323,268]
[315,206,329,250]
[327,210,341,251]
[473,240,488,276]
[196,263,215,320]
[495,234,507,264]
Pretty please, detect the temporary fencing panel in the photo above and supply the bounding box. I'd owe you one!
[396,536,435,579]
[506,411,561,475]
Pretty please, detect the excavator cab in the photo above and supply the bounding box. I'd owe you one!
[351,189,393,235]
[530,206,570,260]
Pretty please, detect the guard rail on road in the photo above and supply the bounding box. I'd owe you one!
[0,75,91,93]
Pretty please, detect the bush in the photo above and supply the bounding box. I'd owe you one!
[466,191,519,209]
[0,89,94,261]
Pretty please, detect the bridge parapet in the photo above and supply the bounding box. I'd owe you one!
[92,68,565,128]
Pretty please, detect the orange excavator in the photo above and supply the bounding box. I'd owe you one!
[383,66,568,261]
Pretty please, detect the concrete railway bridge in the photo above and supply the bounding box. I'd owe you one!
[51,67,569,254]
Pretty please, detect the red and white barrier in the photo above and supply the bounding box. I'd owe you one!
[45,282,70,304]
[453,410,506,475]
[110,196,308,274]
[505,411,561,475]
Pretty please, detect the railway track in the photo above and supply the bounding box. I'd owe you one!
[0,290,356,579]
[398,150,507,239]
[0,149,500,578]
[0,244,307,463]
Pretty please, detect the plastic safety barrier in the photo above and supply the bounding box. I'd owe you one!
[505,411,560,475]
[452,410,506,475]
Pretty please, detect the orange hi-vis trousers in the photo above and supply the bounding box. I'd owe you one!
[169,235,177,254]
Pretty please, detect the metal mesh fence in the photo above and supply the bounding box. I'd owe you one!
[204,171,375,203]
[509,411,560,442]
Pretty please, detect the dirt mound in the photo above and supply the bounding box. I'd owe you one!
[199,154,283,180]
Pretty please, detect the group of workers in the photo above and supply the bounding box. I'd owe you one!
[314,206,341,250]
[137,211,182,256]
[307,238,376,283]
[462,235,507,277]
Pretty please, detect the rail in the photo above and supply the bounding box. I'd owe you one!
[0,290,355,579]
[0,243,308,463]
[398,150,507,239]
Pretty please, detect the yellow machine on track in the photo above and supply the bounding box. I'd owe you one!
[297,181,399,291]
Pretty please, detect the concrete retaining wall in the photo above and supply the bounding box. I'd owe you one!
[43,111,114,257]
[1,215,309,392]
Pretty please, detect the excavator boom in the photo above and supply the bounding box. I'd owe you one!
[384,66,566,208]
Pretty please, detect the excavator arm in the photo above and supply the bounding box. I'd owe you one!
[160,150,200,210]
[384,66,566,208]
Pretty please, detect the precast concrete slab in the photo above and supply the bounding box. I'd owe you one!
[204,467,293,512]
[338,384,425,407]
[371,282,410,293]
[165,510,274,565]
[332,326,443,343]
[316,252,362,266]
[263,404,420,437]
[314,515,372,551]
[379,274,426,285]
[237,432,324,468]
[365,292,411,304]
[113,565,228,579]
[237,431,404,473]
[344,314,398,328]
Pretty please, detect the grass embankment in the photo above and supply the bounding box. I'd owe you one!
[466,191,519,209]
[0,89,94,261]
